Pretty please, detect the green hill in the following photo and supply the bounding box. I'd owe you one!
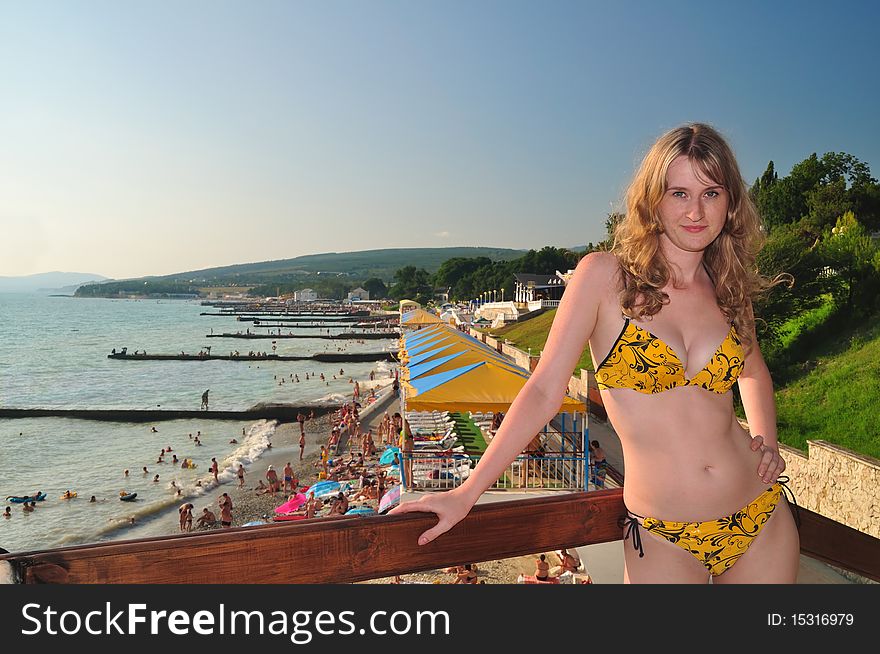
[76,246,528,298]
[160,247,526,284]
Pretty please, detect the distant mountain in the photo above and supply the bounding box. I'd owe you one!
[0,271,109,293]
[158,247,528,284]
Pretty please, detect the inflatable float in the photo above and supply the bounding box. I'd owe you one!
[119,492,138,502]
[272,514,306,522]
[344,506,376,516]
[60,491,77,500]
[6,492,46,503]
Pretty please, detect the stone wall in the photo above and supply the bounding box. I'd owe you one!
[781,441,880,539]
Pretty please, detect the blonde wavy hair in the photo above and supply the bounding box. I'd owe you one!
[611,123,769,350]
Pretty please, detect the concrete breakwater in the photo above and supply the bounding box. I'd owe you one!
[107,352,397,362]
[204,332,397,340]
[0,403,337,422]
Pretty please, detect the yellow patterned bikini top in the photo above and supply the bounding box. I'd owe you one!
[594,316,745,394]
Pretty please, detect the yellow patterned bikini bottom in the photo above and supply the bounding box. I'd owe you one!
[621,482,787,577]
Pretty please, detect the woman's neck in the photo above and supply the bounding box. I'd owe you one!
[660,240,706,287]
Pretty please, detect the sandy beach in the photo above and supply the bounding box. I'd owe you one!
[167,385,542,585]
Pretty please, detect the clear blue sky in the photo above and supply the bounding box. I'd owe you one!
[2,0,878,278]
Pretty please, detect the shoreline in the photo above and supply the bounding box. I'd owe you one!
[122,377,397,541]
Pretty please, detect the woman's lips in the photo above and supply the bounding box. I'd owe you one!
[683,225,707,233]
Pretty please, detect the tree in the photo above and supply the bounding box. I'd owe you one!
[754,222,827,346]
[817,211,879,314]
[389,266,433,305]
[751,152,880,233]
[361,277,388,299]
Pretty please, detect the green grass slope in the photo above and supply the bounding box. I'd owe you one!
[775,318,880,459]
[486,309,594,373]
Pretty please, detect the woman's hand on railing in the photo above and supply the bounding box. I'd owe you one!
[388,489,473,546]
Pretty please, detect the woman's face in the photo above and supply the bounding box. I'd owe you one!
[657,155,729,254]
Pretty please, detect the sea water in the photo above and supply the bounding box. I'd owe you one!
[0,293,396,552]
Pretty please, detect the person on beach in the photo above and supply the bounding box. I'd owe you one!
[218,493,233,527]
[197,507,217,529]
[150,426,158,433]
[297,411,306,435]
[178,503,191,532]
[392,123,799,584]
[329,492,349,516]
[455,564,478,584]
[3,506,11,518]
[237,465,245,488]
[283,462,294,493]
[210,458,219,483]
[299,431,306,461]
[22,502,34,513]
[534,554,551,582]
[392,413,415,489]
[319,446,329,475]
[589,440,608,488]
[201,389,210,410]
[142,466,149,475]
[266,466,279,497]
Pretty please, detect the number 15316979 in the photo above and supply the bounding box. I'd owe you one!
[768,613,854,627]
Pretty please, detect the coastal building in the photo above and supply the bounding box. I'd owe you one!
[293,288,318,302]
[347,287,370,301]
[513,273,568,306]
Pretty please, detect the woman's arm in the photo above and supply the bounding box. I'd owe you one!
[737,308,786,483]
[453,252,616,505]
[391,252,617,544]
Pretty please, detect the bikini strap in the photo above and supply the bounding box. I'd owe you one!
[618,511,644,558]
[776,475,801,528]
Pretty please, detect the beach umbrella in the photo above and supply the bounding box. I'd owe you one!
[274,492,307,514]
[345,506,376,516]
[305,480,341,499]
[378,483,401,514]
[379,447,400,465]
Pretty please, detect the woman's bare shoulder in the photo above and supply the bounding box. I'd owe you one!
[575,251,619,278]
[568,251,620,295]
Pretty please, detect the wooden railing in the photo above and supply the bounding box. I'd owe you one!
[2,489,878,584]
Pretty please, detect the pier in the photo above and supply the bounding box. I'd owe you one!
[0,404,335,422]
[107,352,396,362]
[243,321,397,329]
[205,332,398,340]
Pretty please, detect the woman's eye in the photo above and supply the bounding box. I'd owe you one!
[705,190,719,198]
[672,191,686,198]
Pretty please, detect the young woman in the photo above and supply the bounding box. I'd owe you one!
[393,123,799,583]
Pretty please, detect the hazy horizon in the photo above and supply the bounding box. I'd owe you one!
[3,1,879,278]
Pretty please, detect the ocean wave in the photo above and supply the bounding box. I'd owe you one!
[314,392,348,405]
